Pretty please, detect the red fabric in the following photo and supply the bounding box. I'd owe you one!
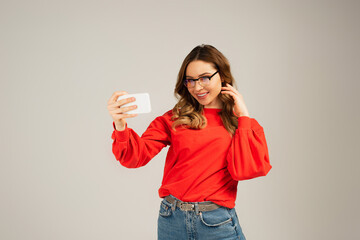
[111,108,272,208]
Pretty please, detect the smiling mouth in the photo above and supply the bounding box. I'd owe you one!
[197,92,209,97]
[197,92,209,99]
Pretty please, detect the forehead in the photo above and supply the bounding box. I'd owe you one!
[185,60,216,77]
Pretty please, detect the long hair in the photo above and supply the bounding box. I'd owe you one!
[171,44,238,135]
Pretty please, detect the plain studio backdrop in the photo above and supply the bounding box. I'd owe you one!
[1,0,359,239]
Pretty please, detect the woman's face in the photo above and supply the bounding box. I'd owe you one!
[185,60,223,109]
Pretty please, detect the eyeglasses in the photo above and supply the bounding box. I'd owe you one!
[183,71,219,88]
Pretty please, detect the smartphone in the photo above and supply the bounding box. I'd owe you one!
[117,93,151,114]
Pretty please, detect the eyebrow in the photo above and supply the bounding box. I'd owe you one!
[185,72,211,78]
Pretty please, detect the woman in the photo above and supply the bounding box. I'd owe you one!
[107,44,272,240]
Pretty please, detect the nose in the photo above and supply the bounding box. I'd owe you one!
[194,81,203,91]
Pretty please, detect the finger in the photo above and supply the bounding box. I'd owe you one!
[221,90,235,95]
[107,91,128,104]
[221,89,238,95]
[225,83,238,91]
[223,84,239,91]
[221,90,239,99]
[221,86,241,96]
[222,85,237,90]
[221,86,233,90]
[111,105,137,114]
[222,90,243,99]
[115,97,136,107]
[108,97,135,109]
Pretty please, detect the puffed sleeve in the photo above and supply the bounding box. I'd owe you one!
[111,114,171,168]
[226,116,272,181]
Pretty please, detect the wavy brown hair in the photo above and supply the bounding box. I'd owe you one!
[171,44,239,135]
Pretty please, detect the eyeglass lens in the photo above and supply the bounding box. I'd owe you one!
[188,77,209,88]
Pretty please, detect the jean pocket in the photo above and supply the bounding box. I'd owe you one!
[199,207,233,227]
[159,200,172,217]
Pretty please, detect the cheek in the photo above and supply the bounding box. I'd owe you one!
[211,84,222,95]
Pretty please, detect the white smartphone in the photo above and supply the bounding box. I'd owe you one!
[117,93,151,114]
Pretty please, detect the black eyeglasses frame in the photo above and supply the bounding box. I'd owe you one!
[183,71,219,88]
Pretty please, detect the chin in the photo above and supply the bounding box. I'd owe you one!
[198,99,209,105]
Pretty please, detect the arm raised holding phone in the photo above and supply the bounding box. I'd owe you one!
[107,91,170,168]
[107,91,138,131]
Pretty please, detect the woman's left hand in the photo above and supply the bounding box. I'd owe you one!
[221,83,250,117]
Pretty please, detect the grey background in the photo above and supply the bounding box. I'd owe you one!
[1,0,359,239]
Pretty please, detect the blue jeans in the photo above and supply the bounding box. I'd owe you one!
[157,195,246,240]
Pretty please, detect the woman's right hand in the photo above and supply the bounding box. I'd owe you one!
[107,91,138,131]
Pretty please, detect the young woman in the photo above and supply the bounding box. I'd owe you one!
[107,44,272,240]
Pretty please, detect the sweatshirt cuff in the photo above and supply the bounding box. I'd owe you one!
[111,122,129,141]
[237,116,251,129]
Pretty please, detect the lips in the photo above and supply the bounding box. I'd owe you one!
[197,92,209,99]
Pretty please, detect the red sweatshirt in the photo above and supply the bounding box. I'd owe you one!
[111,108,272,208]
